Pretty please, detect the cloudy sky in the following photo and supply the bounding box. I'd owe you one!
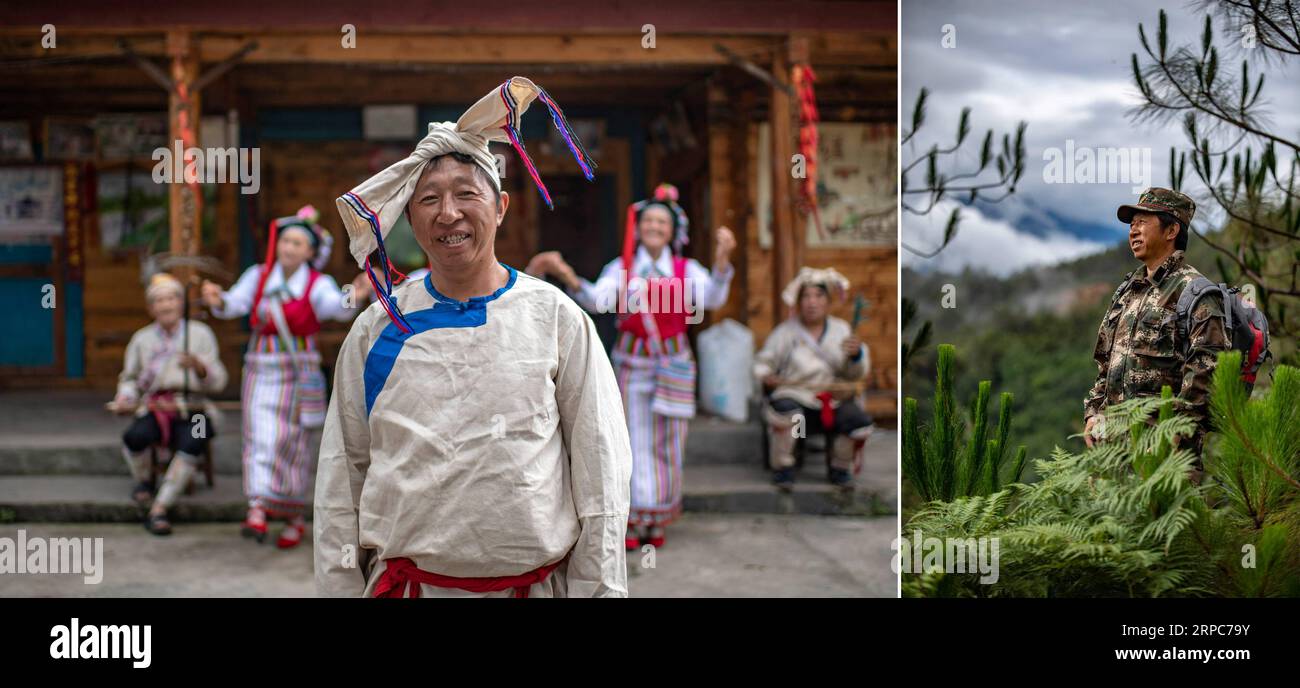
[900,0,1300,275]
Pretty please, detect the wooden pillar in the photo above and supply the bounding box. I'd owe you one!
[706,79,741,328]
[166,30,201,279]
[769,40,798,326]
[788,34,810,275]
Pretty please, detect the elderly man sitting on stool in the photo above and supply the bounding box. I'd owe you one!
[107,273,228,535]
[754,267,872,489]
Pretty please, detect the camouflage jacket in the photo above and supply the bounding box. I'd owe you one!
[1084,250,1231,450]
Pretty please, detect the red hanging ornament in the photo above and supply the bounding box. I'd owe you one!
[792,63,825,241]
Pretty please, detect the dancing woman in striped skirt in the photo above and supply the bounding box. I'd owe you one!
[201,205,370,549]
[527,184,736,550]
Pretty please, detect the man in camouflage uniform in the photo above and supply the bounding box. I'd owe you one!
[1083,188,1231,478]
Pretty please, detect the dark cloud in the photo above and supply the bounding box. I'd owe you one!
[901,0,1300,271]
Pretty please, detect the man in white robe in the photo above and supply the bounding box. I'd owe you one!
[316,76,632,598]
[755,267,872,488]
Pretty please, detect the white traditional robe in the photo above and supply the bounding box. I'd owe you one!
[117,319,229,412]
[314,266,633,597]
[753,316,868,409]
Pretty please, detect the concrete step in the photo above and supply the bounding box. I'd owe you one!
[0,389,248,476]
[0,475,251,523]
[1,411,759,475]
[683,464,893,517]
[0,456,895,523]
[683,414,763,466]
[0,436,248,476]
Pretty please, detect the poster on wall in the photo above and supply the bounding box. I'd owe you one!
[97,170,167,249]
[0,121,35,162]
[97,170,218,250]
[808,122,897,247]
[757,121,898,248]
[363,105,417,141]
[0,166,64,241]
[94,113,167,161]
[44,118,97,161]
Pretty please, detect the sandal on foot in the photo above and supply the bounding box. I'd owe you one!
[131,482,154,507]
[144,512,172,536]
[772,468,796,492]
[828,468,854,488]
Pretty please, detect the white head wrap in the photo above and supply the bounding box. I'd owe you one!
[781,267,851,307]
[334,77,595,333]
[145,272,184,303]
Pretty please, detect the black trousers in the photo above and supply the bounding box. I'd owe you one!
[122,412,212,458]
[770,397,873,435]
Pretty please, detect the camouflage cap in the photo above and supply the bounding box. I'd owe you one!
[1117,187,1196,228]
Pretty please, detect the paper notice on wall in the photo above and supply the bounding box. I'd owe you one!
[363,105,417,141]
[0,167,64,241]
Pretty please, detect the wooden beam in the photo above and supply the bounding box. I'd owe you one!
[192,39,258,91]
[0,32,792,66]
[804,31,897,67]
[2,1,899,34]
[0,62,728,109]
[714,43,793,96]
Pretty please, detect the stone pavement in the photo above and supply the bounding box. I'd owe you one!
[0,514,896,598]
[0,389,898,597]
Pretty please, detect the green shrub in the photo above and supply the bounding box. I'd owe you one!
[903,350,1300,598]
[903,344,1027,503]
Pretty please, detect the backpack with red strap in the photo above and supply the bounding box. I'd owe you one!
[1176,277,1271,394]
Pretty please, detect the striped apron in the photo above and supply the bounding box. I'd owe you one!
[614,256,695,527]
[241,275,328,518]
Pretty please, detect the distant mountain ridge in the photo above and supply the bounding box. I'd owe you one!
[905,232,1221,332]
[969,196,1125,244]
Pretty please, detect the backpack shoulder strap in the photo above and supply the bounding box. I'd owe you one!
[1108,269,1138,310]
[1175,276,1221,356]
[1217,283,1235,332]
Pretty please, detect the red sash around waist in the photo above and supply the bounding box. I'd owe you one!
[372,557,564,599]
[815,391,835,428]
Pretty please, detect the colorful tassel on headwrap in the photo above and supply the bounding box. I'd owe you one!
[498,83,598,210]
[339,191,413,334]
[537,88,597,180]
[336,76,596,333]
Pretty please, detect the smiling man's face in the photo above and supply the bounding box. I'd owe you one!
[408,155,509,273]
[1128,211,1179,266]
